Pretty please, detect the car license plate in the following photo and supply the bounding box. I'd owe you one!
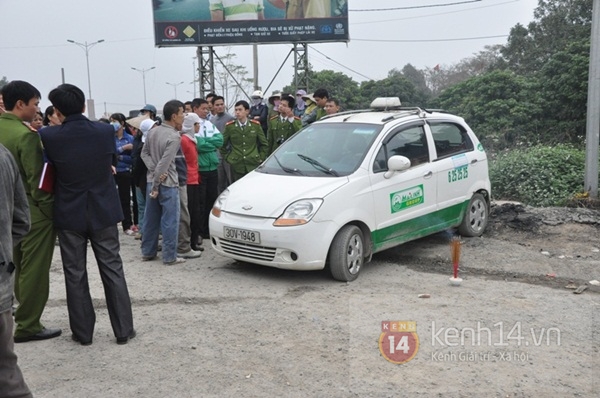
[223,227,261,244]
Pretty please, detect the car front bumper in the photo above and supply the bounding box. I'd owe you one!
[209,211,339,271]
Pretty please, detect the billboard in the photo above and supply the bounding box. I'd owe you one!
[153,0,349,47]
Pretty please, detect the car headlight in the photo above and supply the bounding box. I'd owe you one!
[211,189,229,218]
[273,199,323,226]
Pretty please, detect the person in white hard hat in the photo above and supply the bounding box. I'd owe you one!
[249,90,268,136]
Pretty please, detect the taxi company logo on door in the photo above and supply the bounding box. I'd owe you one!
[379,321,419,364]
[390,185,424,213]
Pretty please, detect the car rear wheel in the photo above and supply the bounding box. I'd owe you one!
[329,225,364,282]
[458,193,488,237]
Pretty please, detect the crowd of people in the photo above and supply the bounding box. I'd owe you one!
[0,80,339,395]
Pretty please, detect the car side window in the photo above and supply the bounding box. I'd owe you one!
[429,122,474,159]
[373,125,429,173]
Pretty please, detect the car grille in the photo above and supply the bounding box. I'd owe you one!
[220,239,277,261]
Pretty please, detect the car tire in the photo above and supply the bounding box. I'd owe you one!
[329,225,364,282]
[458,193,488,237]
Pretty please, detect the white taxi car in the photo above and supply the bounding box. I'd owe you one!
[209,98,491,281]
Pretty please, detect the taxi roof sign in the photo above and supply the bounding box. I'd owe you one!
[370,97,402,110]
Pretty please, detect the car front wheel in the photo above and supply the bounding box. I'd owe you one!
[458,193,488,237]
[329,225,364,282]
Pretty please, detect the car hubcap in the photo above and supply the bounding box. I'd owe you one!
[469,198,487,233]
[346,233,363,274]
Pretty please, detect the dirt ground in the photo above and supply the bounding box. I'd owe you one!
[14,202,600,397]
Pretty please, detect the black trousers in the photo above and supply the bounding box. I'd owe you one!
[130,179,138,226]
[57,226,134,342]
[187,184,202,248]
[114,171,133,231]
[198,170,218,237]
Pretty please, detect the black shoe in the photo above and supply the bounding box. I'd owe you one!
[71,334,93,346]
[14,327,62,343]
[191,244,205,252]
[116,329,137,345]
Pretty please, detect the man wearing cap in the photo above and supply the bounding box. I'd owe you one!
[140,104,161,126]
[294,89,307,117]
[267,95,301,155]
[249,90,268,137]
[267,90,282,118]
[221,100,268,182]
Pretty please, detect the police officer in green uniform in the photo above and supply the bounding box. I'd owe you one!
[0,81,61,342]
[221,100,268,182]
[267,95,302,156]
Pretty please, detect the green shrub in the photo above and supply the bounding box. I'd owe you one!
[489,144,592,207]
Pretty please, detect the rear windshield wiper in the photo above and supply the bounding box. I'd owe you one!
[297,153,339,176]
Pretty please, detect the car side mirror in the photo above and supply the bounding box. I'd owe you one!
[384,155,411,179]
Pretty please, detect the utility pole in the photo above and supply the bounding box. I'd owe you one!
[66,39,104,120]
[253,44,259,91]
[166,81,185,99]
[584,0,599,198]
[192,57,198,98]
[131,66,156,104]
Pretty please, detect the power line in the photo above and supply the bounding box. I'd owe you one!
[307,45,374,81]
[352,0,518,25]
[350,0,482,12]
[352,34,508,43]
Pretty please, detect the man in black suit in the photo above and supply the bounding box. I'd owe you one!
[39,84,135,345]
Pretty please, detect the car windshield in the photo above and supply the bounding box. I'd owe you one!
[257,122,382,177]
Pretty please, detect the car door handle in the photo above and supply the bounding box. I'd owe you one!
[423,171,433,178]
[470,159,478,164]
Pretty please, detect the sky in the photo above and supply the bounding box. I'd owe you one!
[0,0,540,118]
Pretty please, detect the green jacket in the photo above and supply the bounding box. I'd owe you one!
[220,119,268,174]
[316,107,327,121]
[267,115,302,155]
[0,113,53,222]
[195,120,223,172]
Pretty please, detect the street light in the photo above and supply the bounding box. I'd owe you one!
[131,67,156,104]
[66,38,104,119]
[192,56,198,98]
[166,81,185,99]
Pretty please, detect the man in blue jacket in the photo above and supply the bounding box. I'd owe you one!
[40,84,135,345]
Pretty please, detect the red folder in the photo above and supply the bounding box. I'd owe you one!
[38,162,55,193]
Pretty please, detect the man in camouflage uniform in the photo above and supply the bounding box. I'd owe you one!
[221,100,268,182]
[267,95,301,155]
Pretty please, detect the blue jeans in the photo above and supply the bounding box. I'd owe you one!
[141,184,180,263]
[135,187,146,231]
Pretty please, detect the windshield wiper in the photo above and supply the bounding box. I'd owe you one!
[273,154,304,175]
[297,153,339,176]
